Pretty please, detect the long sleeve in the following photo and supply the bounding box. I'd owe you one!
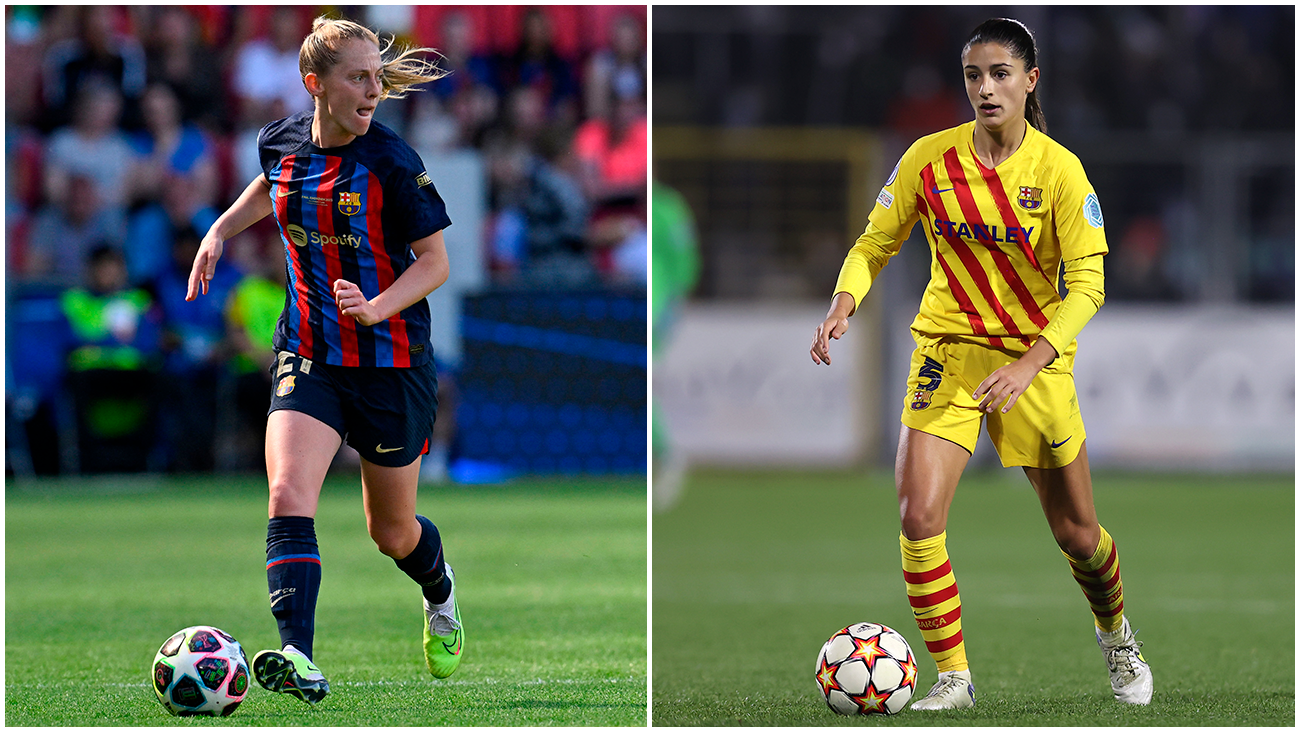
[832,221,905,315]
[1037,254,1105,356]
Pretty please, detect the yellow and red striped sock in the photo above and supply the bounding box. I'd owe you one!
[1065,525,1124,633]
[900,531,967,673]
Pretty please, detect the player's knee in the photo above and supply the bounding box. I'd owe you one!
[1054,523,1099,561]
[368,520,418,559]
[899,500,945,541]
[267,477,314,517]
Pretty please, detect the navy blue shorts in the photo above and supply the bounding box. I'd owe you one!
[267,350,438,467]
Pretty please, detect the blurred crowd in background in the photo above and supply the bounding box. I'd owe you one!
[5,5,647,476]
[653,5,1293,305]
[655,5,1292,134]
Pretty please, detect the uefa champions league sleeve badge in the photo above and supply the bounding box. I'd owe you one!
[1083,193,1104,228]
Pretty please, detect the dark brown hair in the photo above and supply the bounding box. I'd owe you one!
[963,18,1046,133]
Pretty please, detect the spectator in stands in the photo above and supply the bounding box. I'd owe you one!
[421,9,499,151]
[123,171,219,286]
[434,10,497,103]
[61,245,163,472]
[23,174,126,287]
[131,83,218,209]
[487,130,593,287]
[140,7,225,130]
[500,85,549,150]
[232,6,312,127]
[156,226,236,374]
[584,11,645,121]
[43,81,137,225]
[591,209,648,286]
[497,8,579,128]
[62,245,161,371]
[575,26,648,287]
[40,5,146,131]
[154,226,237,472]
[122,82,219,285]
[230,9,314,192]
[573,85,647,205]
[6,6,45,129]
[7,124,45,216]
[224,225,286,470]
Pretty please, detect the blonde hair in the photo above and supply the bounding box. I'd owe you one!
[299,16,448,100]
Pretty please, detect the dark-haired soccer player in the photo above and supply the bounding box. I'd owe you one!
[811,18,1152,710]
[187,16,461,704]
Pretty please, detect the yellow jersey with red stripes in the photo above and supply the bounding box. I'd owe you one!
[870,120,1107,352]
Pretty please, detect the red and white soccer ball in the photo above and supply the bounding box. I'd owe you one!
[815,622,918,716]
[151,626,250,716]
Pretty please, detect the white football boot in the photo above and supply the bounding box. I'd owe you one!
[1096,617,1153,705]
[910,669,975,710]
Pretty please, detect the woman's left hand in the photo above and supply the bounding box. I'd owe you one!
[333,279,383,326]
[972,338,1058,414]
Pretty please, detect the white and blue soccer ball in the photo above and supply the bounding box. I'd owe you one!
[815,622,918,716]
[151,626,250,716]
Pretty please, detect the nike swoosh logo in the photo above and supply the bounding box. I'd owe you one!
[276,188,295,197]
[443,629,461,655]
[375,445,404,453]
[1051,436,1073,449]
[931,187,954,194]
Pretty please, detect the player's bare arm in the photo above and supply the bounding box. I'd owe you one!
[811,291,856,366]
[334,229,449,327]
[186,175,274,301]
[972,337,1058,413]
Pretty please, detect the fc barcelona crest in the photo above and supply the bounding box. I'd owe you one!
[337,191,362,216]
[275,375,296,397]
[910,389,934,411]
[1017,186,1043,210]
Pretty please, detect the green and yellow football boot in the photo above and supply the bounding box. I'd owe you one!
[251,645,329,705]
[422,565,463,678]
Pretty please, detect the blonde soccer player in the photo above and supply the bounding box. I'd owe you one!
[187,16,462,703]
[811,17,1152,710]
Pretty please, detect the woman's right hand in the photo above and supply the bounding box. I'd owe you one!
[811,315,849,365]
[186,229,225,301]
[811,292,857,366]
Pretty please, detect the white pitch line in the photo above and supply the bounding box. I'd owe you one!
[343,678,639,688]
[11,677,643,690]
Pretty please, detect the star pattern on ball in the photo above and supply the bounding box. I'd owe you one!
[855,684,891,714]
[901,657,918,690]
[815,656,839,697]
[848,635,890,667]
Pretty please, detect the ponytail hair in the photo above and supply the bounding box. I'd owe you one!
[963,18,1046,133]
[300,16,448,101]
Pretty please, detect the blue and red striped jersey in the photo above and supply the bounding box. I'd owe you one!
[257,112,451,368]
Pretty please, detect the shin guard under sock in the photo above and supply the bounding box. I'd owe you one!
[900,531,968,673]
[1065,525,1125,633]
[266,516,321,659]
[393,515,450,604]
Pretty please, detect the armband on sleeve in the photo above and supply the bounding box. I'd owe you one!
[832,221,904,315]
[1038,254,1106,357]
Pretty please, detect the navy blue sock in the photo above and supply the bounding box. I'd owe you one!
[266,516,321,660]
[393,515,450,604]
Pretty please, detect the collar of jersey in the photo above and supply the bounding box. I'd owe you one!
[966,120,1034,172]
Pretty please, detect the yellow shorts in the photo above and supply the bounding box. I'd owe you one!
[900,337,1086,468]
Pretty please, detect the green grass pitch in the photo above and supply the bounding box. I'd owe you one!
[6,473,646,726]
[652,468,1294,726]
